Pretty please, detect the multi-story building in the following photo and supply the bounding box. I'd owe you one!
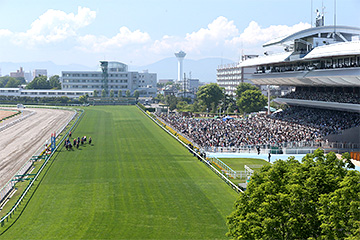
[10,67,25,78]
[61,61,157,97]
[217,56,257,95]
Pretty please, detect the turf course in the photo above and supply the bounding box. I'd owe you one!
[0,106,237,239]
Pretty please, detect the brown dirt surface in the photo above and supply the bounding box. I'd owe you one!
[0,108,74,188]
[0,110,18,120]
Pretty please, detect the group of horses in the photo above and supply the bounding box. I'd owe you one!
[64,132,92,150]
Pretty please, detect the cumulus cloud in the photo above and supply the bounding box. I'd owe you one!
[227,21,311,47]
[12,6,96,45]
[77,26,151,52]
[147,16,310,60]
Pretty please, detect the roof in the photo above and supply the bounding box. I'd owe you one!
[303,41,360,60]
[239,52,292,67]
[263,25,360,47]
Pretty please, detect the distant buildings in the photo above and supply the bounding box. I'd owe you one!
[217,55,257,95]
[61,61,157,97]
[10,67,25,78]
[33,69,47,78]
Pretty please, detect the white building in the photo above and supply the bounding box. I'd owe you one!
[61,61,157,97]
[0,88,93,98]
[33,69,47,78]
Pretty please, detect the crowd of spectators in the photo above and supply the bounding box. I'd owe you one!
[281,90,360,104]
[158,107,360,148]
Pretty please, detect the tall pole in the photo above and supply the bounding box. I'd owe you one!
[267,85,271,115]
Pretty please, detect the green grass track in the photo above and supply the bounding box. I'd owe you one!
[0,106,237,239]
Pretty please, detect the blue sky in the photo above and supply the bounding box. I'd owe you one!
[0,0,358,67]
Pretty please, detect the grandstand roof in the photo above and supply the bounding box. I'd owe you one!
[239,52,292,67]
[303,41,360,60]
[263,25,360,47]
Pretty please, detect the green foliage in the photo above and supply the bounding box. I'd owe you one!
[0,76,25,88]
[49,75,61,89]
[134,90,139,99]
[196,83,224,112]
[109,89,114,98]
[93,90,98,97]
[101,89,106,97]
[79,95,88,104]
[227,149,360,239]
[235,83,259,99]
[154,93,164,102]
[26,75,51,89]
[236,89,267,114]
[125,89,130,97]
[0,106,237,239]
[165,95,177,111]
[118,89,122,97]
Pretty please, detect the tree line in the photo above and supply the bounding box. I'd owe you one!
[156,82,267,115]
[0,75,61,89]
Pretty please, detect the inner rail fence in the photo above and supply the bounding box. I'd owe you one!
[137,105,243,194]
[210,157,259,180]
[0,107,84,227]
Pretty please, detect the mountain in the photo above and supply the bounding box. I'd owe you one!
[130,57,235,83]
[0,57,236,83]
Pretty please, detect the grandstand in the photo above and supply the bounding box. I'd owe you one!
[160,18,360,159]
[237,18,360,155]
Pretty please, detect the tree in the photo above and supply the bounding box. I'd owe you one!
[165,95,177,111]
[196,83,224,112]
[26,76,51,89]
[235,83,259,99]
[134,90,139,99]
[5,77,22,88]
[93,90,98,97]
[227,149,360,240]
[101,89,106,97]
[49,75,61,89]
[79,95,88,104]
[126,90,131,97]
[236,89,266,114]
[109,89,114,98]
[118,90,122,97]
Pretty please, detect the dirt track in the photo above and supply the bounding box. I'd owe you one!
[0,108,73,187]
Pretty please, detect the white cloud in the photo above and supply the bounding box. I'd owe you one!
[77,26,151,52]
[13,6,96,45]
[0,29,13,38]
[227,21,311,47]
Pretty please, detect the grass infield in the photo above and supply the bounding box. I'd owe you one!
[0,106,237,239]
[219,158,270,171]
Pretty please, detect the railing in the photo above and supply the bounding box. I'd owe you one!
[137,105,243,193]
[0,110,36,132]
[0,108,84,227]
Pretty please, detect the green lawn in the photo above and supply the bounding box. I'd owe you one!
[219,158,270,171]
[0,106,237,239]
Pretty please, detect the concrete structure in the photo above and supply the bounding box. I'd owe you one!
[33,69,47,78]
[0,88,93,98]
[61,61,157,97]
[10,67,24,78]
[217,58,256,95]
[174,51,186,82]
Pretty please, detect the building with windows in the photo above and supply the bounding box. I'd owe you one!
[0,88,93,98]
[10,67,25,78]
[61,61,157,97]
[217,56,257,95]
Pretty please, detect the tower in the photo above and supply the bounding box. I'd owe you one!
[174,51,186,82]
